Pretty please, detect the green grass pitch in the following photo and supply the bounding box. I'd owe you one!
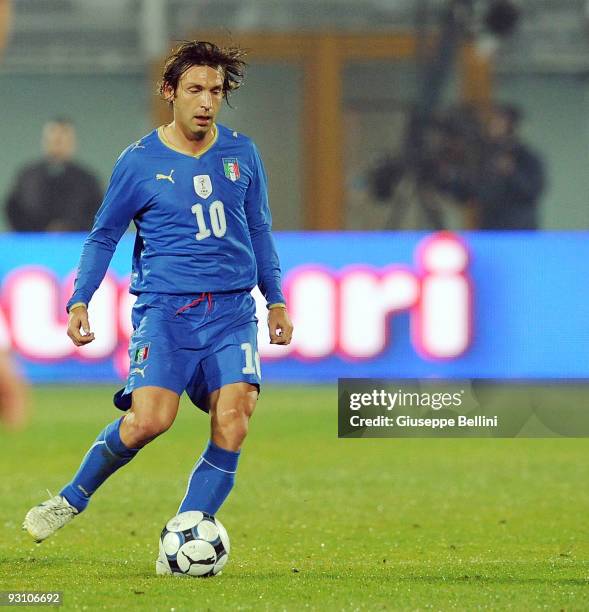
[0,385,588,610]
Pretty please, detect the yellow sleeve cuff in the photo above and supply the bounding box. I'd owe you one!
[68,302,87,312]
[267,302,287,310]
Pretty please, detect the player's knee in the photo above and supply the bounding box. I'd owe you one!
[143,411,174,437]
[214,416,247,450]
[213,389,257,447]
[234,389,257,428]
[122,391,178,446]
[227,407,249,441]
[124,411,172,446]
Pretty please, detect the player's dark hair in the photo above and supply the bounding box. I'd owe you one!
[158,40,247,105]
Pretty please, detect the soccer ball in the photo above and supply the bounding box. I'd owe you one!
[156,511,230,577]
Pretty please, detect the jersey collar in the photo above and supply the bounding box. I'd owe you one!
[157,124,218,159]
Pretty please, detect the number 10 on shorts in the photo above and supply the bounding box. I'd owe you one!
[241,343,261,378]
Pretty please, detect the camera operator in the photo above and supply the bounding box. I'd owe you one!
[476,104,545,230]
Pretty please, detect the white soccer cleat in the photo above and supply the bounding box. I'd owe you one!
[23,495,78,542]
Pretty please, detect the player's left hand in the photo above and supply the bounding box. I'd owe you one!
[268,307,293,345]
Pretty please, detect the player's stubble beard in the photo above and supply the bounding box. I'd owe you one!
[188,120,213,142]
[193,129,207,142]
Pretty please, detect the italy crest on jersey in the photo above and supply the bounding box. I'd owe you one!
[193,175,212,198]
[133,343,150,364]
[222,158,240,182]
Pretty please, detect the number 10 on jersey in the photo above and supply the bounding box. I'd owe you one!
[191,201,227,241]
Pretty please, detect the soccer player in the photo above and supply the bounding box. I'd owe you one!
[23,42,293,548]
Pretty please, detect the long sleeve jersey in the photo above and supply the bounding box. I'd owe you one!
[67,123,285,311]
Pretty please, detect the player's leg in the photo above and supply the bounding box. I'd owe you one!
[178,382,258,515]
[171,291,261,515]
[24,387,179,542]
[209,382,258,451]
[57,291,187,512]
[60,386,180,508]
[119,386,180,448]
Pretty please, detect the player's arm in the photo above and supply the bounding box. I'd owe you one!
[244,144,293,345]
[67,152,141,346]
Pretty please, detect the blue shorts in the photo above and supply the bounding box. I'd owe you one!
[113,291,261,413]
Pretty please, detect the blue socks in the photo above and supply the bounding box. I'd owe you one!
[178,440,240,515]
[60,417,139,512]
[59,423,238,516]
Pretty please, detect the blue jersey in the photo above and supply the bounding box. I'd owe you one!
[67,123,285,310]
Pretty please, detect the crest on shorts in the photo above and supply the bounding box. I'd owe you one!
[133,343,150,364]
[193,174,212,198]
[222,158,240,182]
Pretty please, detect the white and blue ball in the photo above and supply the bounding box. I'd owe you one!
[156,511,230,577]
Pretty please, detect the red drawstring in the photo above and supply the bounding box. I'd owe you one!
[175,292,213,315]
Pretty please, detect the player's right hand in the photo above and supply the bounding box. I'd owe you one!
[67,305,95,346]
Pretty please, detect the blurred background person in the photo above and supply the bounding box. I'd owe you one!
[475,103,545,230]
[0,0,10,54]
[0,340,28,431]
[377,102,546,231]
[0,0,28,431]
[4,118,103,232]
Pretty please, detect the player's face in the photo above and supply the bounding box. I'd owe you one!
[170,65,224,141]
